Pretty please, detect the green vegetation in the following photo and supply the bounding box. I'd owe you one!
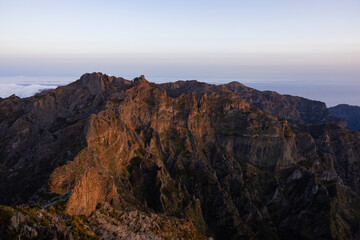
[48,206,56,214]
[0,207,14,225]
[69,215,97,240]
[0,204,101,239]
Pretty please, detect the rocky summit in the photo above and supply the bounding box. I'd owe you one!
[0,73,359,240]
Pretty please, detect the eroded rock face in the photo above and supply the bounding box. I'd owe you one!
[65,168,102,216]
[0,73,132,204]
[1,73,360,239]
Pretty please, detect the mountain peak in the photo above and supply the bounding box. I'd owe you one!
[1,73,360,239]
[133,75,148,84]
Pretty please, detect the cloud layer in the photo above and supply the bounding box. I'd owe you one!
[0,83,58,98]
[0,76,75,98]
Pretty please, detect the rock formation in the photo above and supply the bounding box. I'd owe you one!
[0,73,359,239]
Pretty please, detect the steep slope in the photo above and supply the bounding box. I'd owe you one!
[0,73,132,204]
[329,104,360,130]
[0,73,359,239]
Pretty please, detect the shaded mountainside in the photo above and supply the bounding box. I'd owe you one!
[0,73,360,239]
[159,80,345,126]
[329,104,360,130]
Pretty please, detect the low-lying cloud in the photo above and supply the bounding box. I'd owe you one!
[0,76,75,98]
[0,83,59,98]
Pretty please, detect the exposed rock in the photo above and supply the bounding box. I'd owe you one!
[89,203,206,240]
[224,81,344,125]
[0,73,360,239]
[22,225,38,238]
[65,168,102,216]
[9,212,29,228]
[0,205,76,240]
[159,80,345,125]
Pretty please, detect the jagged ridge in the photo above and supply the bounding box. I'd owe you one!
[0,73,359,239]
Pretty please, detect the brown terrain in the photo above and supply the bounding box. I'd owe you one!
[0,73,359,239]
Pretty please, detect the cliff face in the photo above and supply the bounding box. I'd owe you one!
[0,73,132,204]
[329,104,360,130]
[0,73,359,239]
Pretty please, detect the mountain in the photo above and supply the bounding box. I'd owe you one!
[0,73,359,239]
[329,104,360,130]
[159,80,346,126]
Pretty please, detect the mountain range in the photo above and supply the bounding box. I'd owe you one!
[0,73,359,240]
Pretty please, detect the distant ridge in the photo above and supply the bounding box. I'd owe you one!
[329,104,360,130]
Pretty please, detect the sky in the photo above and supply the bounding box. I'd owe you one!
[0,0,359,81]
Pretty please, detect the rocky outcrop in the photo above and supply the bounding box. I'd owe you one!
[0,203,205,240]
[65,169,102,216]
[0,73,132,204]
[0,205,76,240]
[0,73,360,239]
[329,104,360,130]
[305,123,360,194]
[89,203,206,240]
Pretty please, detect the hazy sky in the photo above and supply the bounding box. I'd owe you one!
[0,0,359,81]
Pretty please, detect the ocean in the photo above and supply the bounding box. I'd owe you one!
[0,76,359,107]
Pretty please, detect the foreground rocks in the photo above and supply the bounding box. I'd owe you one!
[0,203,204,240]
[0,73,359,239]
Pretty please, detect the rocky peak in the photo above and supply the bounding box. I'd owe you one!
[1,73,360,239]
[133,75,149,85]
[226,81,247,89]
[80,72,107,95]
